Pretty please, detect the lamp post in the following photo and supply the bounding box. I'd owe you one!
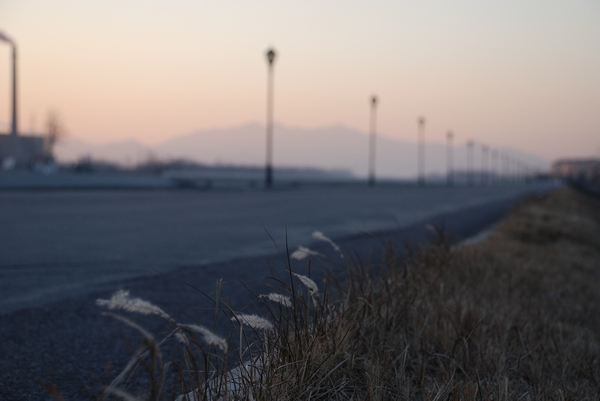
[0,31,17,137]
[509,156,517,184]
[368,95,377,186]
[491,150,498,184]
[418,117,425,185]
[264,48,276,188]
[481,145,489,185]
[446,130,454,186]
[467,140,474,186]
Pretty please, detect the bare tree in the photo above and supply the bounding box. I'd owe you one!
[45,110,66,156]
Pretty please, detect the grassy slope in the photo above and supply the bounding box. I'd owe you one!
[251,186,600,400]
[101,186,600,400]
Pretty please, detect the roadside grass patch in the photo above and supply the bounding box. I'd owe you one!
[97,187,600,400]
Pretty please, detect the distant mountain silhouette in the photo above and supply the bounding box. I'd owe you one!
[55,123,548,179]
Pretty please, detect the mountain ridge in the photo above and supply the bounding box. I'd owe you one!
[55,123,549,179]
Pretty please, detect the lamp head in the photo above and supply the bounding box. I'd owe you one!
[266,48,276,65]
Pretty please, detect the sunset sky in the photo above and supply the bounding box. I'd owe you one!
[0,0,598,162]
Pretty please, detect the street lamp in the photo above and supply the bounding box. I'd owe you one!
[512,157,517,184]
[467,140,474,186]
[368,95,377,186]
[505,155,510,183]
[481,145,489,185]
[264,48,276,187]
[0,31,17,137]
[418,117,426,185]
[502,153,509,184]
[491,150,498,184]
[446,131,454,186]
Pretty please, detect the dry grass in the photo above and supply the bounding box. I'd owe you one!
[97,186,600,400]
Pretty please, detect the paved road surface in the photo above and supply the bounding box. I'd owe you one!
[0,183,556,315]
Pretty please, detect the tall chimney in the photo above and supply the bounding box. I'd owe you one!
[0,32,16,137]
[11,43,17,137]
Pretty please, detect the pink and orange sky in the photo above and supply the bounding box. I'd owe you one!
[0,0,599,161]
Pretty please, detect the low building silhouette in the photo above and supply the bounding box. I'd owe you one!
[0,131,49,169]
[552,158,600,184]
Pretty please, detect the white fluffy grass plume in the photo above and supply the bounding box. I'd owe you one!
[96,290,172,321]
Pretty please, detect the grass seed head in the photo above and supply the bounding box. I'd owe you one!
[259,293,293,308]
[312,231,344,258]
[291,246,323,260]
[293,273,319,295]
[231,314,274,331]
[180,324,228,353]
[96,290,172,321]
[175,331,188,345]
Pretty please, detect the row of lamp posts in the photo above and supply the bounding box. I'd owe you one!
[465,138,536,186]
[262,48,537,188]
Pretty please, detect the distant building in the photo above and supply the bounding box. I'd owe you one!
[0,132,49,169]
[551,158,600,183]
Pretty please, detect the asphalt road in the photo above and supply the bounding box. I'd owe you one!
[0,182,558,400]
[0,182,556,315]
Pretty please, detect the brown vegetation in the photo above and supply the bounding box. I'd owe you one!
[99,186,600,400]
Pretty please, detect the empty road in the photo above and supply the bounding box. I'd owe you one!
[0,182,556,315]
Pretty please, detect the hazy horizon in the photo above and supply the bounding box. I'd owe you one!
[54,122,549,179]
